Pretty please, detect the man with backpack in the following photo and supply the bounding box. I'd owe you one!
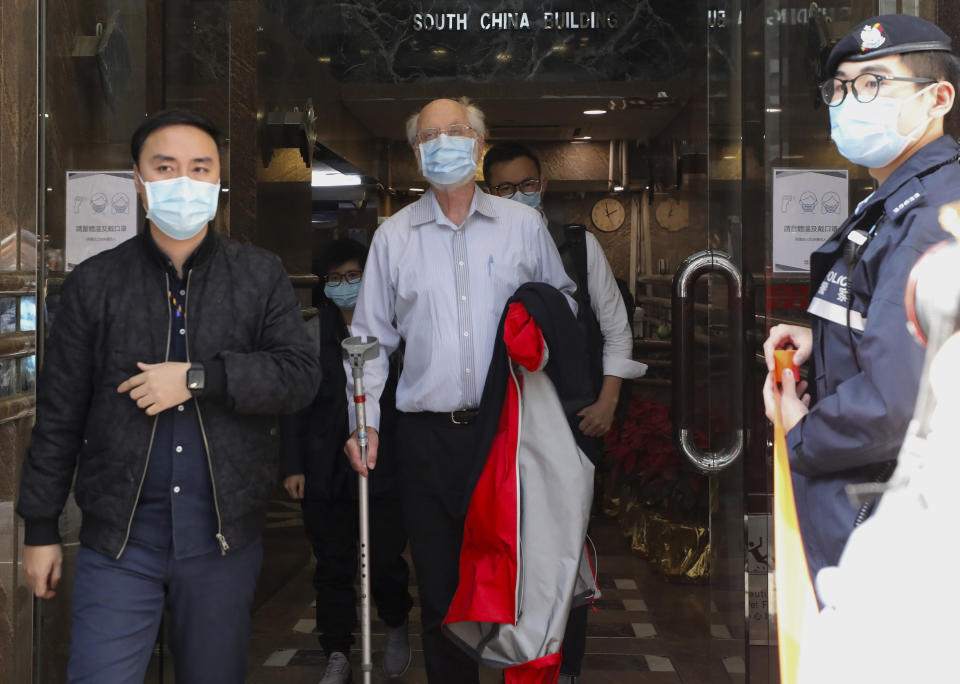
[484,142,646,684]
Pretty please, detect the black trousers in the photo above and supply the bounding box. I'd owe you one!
[302,490,413,657]
[561,604,588,675]
[397,412,481,684]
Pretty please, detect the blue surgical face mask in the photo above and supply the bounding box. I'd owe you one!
[418,135,478,187]
[829,84,935,169]
[140,174,221,240]
[325,280,361,310]
[506,189,542,212]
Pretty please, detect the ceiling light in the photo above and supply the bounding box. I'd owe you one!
[317,56,331,63]
[409,187,425,193]
[765,107,782,113]
[312,170,362,187]
[575,136,592,140]
[613,185,624,192]
[495,52,511,62]
[583,109,607,115]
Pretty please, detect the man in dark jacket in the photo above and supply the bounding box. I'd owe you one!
[280,238,412,683]
[17,109,321,683]
[762,15,960,589]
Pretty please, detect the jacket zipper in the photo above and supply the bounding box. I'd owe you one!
[509,361,523,624]
[182,270,230,555]
[116,272,172,560]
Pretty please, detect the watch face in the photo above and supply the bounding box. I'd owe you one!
[591,198,626,232]
[187,366,204,390]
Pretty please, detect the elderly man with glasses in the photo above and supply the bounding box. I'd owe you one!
[762,14,960,594]
[343,97,575,683]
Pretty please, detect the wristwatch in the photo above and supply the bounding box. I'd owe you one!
[186,362,205,398]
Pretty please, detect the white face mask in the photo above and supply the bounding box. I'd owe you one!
[829,83,937,169]
[418,135,478,188]
[139,173,221,240]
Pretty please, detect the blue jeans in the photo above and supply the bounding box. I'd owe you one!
[67,538,263,684]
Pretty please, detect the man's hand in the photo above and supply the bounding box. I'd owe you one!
[117,361,192,415]
[763,369,810,433]
[577,396,617,437]
[344,427,379,478]
[283,474,305,500]
[763,324,813,371]
[23,544,63,599]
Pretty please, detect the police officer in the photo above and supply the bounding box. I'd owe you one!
[762,14,960,587]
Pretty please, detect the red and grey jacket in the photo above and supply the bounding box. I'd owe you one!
[445,283,599,683]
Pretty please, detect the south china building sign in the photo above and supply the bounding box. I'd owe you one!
[412,10,619,31]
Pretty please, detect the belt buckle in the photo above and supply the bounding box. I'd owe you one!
[450,410,472,425]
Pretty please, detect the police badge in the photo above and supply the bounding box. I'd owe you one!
[860,23,886,52]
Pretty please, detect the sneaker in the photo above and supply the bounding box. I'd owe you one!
[383,618,412,678]
[319,651,352,684]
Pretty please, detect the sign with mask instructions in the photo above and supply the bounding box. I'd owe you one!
[65,171,137,270]
[771,169,848,273]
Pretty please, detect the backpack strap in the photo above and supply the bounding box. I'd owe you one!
[548,221,592,314]
[565,224,592,312]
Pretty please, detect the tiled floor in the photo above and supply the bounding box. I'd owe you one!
[242,504,759,684]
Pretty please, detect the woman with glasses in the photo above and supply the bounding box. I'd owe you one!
[280,238,413,683]
[762,14,960,595]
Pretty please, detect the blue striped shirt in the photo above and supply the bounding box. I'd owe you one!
[347,186,576,430]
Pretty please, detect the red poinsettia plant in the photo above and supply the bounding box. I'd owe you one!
[604,396,709,523]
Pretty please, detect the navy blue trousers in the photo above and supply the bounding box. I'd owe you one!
[66,539,263,684]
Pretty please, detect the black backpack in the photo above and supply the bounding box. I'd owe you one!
[547,222,634,414]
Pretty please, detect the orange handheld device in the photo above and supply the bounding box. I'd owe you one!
[774,349,798,384]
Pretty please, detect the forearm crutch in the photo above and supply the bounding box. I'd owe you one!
[342,335,380,684]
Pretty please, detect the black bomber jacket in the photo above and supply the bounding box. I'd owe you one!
[16,230,322,558]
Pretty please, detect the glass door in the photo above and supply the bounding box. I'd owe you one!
[285,1,759,682]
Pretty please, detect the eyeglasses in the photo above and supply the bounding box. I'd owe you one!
[324,270,362,286]
[819,73,936,107]
[490,178,542,197]
[415,124,476,144]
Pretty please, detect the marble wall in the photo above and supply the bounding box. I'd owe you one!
[260,0,699,85]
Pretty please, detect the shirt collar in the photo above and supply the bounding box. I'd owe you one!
[865,135,960,210]
[411,184,497,229]
[141,224,217,274]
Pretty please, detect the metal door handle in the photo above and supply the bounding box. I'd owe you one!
[671,251,744,473]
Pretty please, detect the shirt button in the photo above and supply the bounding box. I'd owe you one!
[175,445,183,453]
[173,486,181,494]
[465,368,472,374]
[179,290,185,296]
[458,261,465,266]
[463,331,469,337]
[177,405,184,412]
[179,328,186,335]
[461,295,467,301]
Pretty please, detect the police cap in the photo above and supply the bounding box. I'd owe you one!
[826,14,952,76]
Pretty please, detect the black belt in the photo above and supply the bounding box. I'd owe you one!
[412,409,480,425]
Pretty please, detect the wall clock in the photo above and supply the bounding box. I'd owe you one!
[591,197,626,232]
[655,197,689,232]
